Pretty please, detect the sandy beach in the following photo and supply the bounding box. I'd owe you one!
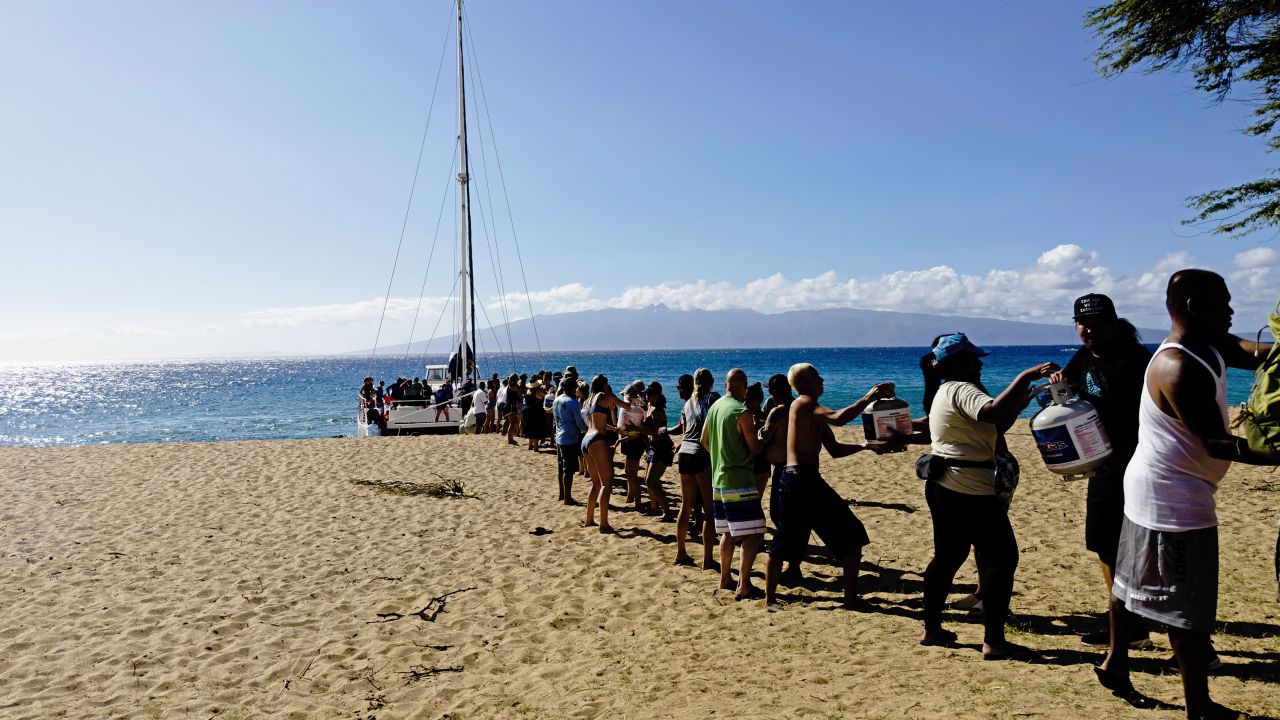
[2,426,1278,719]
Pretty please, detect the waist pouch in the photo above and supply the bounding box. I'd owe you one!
[914,453,994,482]
[915,452,1020,505]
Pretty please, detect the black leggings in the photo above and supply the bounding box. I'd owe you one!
[923,481,1019,645]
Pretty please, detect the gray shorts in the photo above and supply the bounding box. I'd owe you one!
[1112,516,1218,634]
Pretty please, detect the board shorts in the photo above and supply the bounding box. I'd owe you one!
[557,443,581,475]
[768,465,869,565]
[677,450,710,475]
[1112,517,1218,633]
[711,484,766,538]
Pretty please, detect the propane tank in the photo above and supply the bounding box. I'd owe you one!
[861,389,912,442]
[1029,381,1112,479]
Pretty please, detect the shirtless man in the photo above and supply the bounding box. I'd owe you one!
[764,363,895,611]
[759,373,801,581]
[1096,270,1273,720]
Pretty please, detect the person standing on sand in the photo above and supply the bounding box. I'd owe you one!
[917,332,1057,661]
[745,382,771,495]
[672,370,719,570]
[581,375,630,534]
[642,381,675,521]
[759,373,800,580]
[470,381,489,433]
[702,368,766,600]
[763,365,895,611]
[553,378,588,505]
[1047,294,1154,650]
[1095,270,1273,720]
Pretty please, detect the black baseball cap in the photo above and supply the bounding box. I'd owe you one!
[1073,293,1117,322]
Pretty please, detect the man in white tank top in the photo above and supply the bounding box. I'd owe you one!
[1096,270,1274,720]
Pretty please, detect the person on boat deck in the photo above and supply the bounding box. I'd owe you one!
[1096,270,1274,720]
[410,377,424,400]
[459,379,476,415]
[376,381,386,409]
[433,380,453,421]
[360,377,377,406]
[390,378,405,403]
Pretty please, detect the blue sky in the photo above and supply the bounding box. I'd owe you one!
[2,1,1277,361]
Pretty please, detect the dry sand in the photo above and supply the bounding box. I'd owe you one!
[1,426,1278,719]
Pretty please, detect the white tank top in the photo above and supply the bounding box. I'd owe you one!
[1123,342,1230,531]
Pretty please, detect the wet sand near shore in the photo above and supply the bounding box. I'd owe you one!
[1,427,1278,719]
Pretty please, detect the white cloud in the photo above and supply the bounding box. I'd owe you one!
[238,244,1268,333]
[242,296,451,328]
[1234,247,1280,269]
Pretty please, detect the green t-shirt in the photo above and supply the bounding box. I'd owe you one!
[705,396,755,491]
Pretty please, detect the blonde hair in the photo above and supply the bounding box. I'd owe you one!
[788,363,817,394]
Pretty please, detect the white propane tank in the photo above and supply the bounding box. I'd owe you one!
[1029,381,1112,479]
[861,394,912,442]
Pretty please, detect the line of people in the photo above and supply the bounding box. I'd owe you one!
[491,270,1271,720]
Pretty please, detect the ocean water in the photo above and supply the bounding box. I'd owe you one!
[0,346,1256,446]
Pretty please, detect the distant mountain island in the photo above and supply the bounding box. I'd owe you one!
[358,305,1168,355]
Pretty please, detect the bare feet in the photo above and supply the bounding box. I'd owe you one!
[982,640,1035,661]
[674,553,696,567]
[599,524,615,534]
[703,559,721,573]
[735,585,765,601]
[581,520,597,528]
[919,628,958,647]
[1093,666,1157,709]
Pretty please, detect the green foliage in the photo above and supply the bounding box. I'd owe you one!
[1087,0,1280,236]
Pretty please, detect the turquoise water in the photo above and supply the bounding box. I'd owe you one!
[0,346,1255,446]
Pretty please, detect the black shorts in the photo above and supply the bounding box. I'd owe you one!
[769,465,869,565]
[620,436,648,461]
[1085,467,1126,567]
[648,439,675,467]
[557,443,581,475]
[677,451,710,475]
[752,452,770,477]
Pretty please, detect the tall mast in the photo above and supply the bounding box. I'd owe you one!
[455,0,474,383]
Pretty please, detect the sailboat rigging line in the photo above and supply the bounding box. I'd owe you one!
[403,141,461,360]
[473,288,517,374]
[463,38,519,369]
[367,7,457,377]
[462,9,545,369]
[416,273,459,372]
[469,177,519,370]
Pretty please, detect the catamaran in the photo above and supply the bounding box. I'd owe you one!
[358,0,536,435]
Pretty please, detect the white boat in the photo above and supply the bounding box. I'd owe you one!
[385,365,466,433]
[360,0,496,436]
